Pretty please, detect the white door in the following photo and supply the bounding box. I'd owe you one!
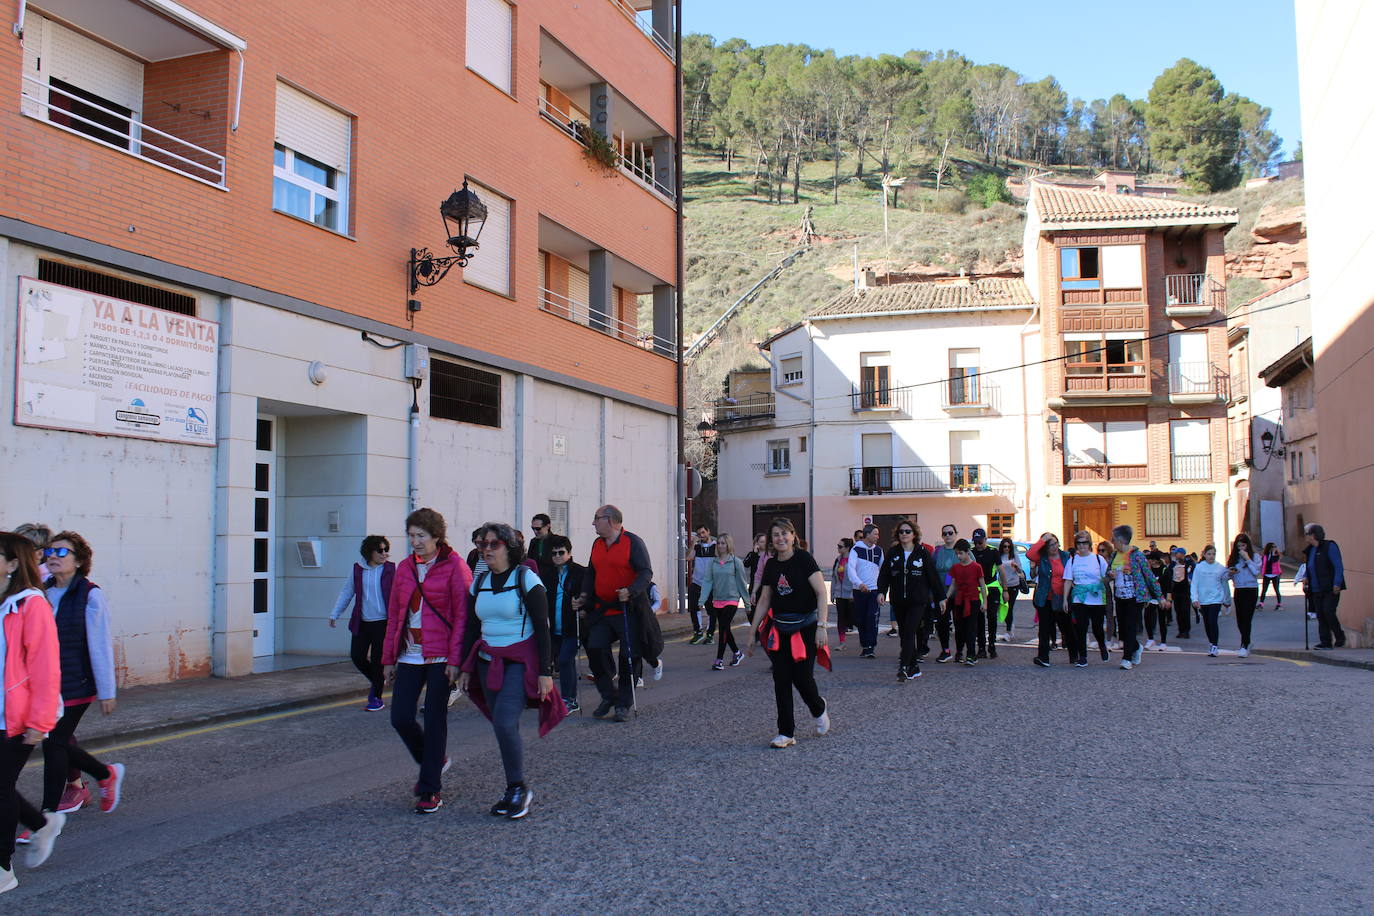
[1259,499,1285,552]
[860,432,893,490]
[252,416,277,657]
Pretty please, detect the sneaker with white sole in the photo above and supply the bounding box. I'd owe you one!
[56,781,90,814]
[25,811,64,868]
[815,702,830,736]
[730,650,743,667]
[653,660,664,681]
[14,831,30,846]
[1145,639,1156,651]
[1238,647,1249,658]
[506,784,533,820]
[1131,647,1143,665]
[1120,659,1133,670]
[769,734,796,748]
[1157,642,1169,652]
[0,865,14,894]
[1208,645,1219,657]
[97,764,125,814]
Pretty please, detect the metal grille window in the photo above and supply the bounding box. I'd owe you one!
[430,358,501,427]
[987,513,1015,539]
[1144,502,1181,538]
[38,260,196,316]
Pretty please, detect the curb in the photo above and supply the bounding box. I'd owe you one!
[1255,648,1374,672]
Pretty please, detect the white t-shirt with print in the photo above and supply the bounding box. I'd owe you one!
[398,557,444,665]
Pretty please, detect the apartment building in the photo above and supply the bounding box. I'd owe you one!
[714,276,1044,550]
[1226,276,1311,554]
[1024,178,1238,551]
[0,0,682,682]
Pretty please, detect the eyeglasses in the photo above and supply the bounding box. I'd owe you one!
[551,549,569,557]
[43,547,72,558]
[593,515,610,522]
[478,539,506,549]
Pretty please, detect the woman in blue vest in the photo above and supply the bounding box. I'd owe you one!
[329,535,396,711]
[42,531,124,816]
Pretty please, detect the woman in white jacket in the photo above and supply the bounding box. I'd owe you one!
[1190,545,1233,658]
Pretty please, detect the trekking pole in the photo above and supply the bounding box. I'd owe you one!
[1303,589,1309,650]
[621,598,636,712]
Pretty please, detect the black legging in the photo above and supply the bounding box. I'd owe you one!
[919,603,950,654]
[0,736,47,871]
[714,605,739,658]
[1259,576,1282,605]
[892,599,924,671]
[42,701,112,811]
[1143,602,1169,643]
[767,624,826,738]
[1117,598,1143,659]
[1234,587,1258,648]
[1072,603,1109,661]
[350,619,387,697]
[1201,603,1223,646]
[1171,584,1192,636]
[1002,589,1018,632]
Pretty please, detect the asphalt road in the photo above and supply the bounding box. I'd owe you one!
[9,635,1374,915]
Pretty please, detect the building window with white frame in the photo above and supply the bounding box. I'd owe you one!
[779,355,804,386]
[467,0,514,94]
[1065,420,1147,467]
[274,83,351,233]
[767,439,791,475]
[462,180,511,296]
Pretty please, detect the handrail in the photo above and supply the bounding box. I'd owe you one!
[1168,361,1225,396]
[606,0,675,60]
[539,96,672,201]
[21,75,225,185]
[847,464,1014,495]
[539,286,674,356]
[1170,453,1212,481]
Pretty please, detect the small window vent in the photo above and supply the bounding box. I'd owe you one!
[38,260,197,316]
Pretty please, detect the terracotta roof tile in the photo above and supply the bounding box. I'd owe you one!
[1032,181,1238,227]
[809,277,1035,319]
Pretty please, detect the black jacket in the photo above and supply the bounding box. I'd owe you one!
[877,544,942,606]
[540,561,586,639]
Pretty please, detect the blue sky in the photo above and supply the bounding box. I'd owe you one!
[684,0,1301,158]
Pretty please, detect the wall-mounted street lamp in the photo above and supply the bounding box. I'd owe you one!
[408,181,488,295]
[1260,428,1286,458]
[1046,412,1061,452]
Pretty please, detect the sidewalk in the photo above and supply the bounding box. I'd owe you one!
[1243,596,1374,671]
[79,611,701,750]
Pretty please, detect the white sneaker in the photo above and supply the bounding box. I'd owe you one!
[1208,645,1219,657]
[1120,660,1133,670]
[815,702,831,736]
[1306,612,1317,620]
[1088,639,1099,650]
[635,677,645,688]
[1157,642,1169,652]
[652,660,664,681]
[1238,647,1249,658]
[0,866,15,894]
[1145,639,1156,651]
[769,734,796,749]
[1131,647,1143,665]
[26,810,65,868]
[447,686,461,708]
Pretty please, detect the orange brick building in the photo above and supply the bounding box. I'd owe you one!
[1024,178,1238,551]
[0,0,682,681]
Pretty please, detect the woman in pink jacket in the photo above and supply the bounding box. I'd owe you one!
[0,532,66,892]
[381,509,472,815]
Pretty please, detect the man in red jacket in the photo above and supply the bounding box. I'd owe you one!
[576,505,653,722]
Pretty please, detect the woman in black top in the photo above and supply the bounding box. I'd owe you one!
[877,522,941,682]
[749,518,830,749]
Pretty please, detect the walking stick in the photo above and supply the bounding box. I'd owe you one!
[621,598,636,712]
[1303,589,1309,651]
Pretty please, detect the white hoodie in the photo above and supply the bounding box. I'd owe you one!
[846,543,883,591]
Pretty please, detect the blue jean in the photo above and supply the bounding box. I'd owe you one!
[477,658,527,786]
[853,590,880,650]
[552,632,578,702]
[391,662,450,795]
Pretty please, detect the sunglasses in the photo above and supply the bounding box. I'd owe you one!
[897,530,914,535]
[374,547,391,554]
[551,549,569,556]
[44,547,73,558]
[478,539,506,549]
[1075,540,1091,545]
[531,523,544,530]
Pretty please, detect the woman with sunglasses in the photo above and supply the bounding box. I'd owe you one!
[995,537,1024,643]
[541,535,584,712]
[1028,532,1069,668]
[383,508,473,815]
[0,532,66,892]
[923,524,960,663]
[457,523,559,820]
[830,538,855,650]
[41,532,124,818]
[878,521,941,681]
[1064,532,1110,667]
[329,535,396,711]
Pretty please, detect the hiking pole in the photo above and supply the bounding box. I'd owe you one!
[621,598,636,713]
[1303,589,1309,650]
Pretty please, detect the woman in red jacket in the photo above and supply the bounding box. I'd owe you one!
[0,532,66,892]
[381,509,472,816]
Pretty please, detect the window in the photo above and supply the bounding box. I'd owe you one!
[767,440,791,474]
[431,358,501,427]
[1065,420,1146,466]
[779,355,803,386]
[1064,334,1146,376]
[798,436,807,453]
[462,180,511,296]
[274,83,351,233]
[467,0,514,94]
[859,352,891,408]
[1060,247,1100,290]
[1100,245,1143,290]
[987,513,1015,539]
[949,348,981,404]
[22,14,143,148]
[1144,502,1181,538]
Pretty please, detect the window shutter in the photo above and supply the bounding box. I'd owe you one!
[275,82,350,171]
[950,348,980,369]
[1170,419,1209,455]
[1101,244,1143,289]
[1104,421,1147,465]
[861,433,893,467]
[568,264,590,308]
[463,181,511,296]
[466,0,513,94]
[42,16,144,112]
[1065,421,1103,466]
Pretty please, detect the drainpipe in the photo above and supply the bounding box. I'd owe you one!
[808,323,817,549]
[408,381,420,511]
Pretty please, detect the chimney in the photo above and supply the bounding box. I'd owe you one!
[859,268,877,289]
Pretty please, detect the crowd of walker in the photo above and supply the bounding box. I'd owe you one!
[0,505,1347,884]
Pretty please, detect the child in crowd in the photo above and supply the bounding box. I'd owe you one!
[946,539,987,667]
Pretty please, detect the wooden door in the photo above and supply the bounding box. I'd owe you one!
[1067,501,1113,546]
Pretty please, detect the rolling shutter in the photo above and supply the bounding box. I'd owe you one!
[275,82,350,171]
[463,180,511,296]
[568,264,590,308]
[466,0,513,94]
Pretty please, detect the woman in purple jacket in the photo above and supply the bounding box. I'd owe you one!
[329,535,396,711]
[382,508,472,815]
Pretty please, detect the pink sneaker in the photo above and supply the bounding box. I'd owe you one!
[14,830,30,846]
[97,763,125,813]
[56,782,90,814]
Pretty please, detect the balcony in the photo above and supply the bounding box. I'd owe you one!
[941,379,1001,413]
[848,464,1014,496]
[1065,463,1148,484]
[710,393,775,429]
[1165,274,1225,316]
[1229,370,1250,405]
[850,384,912,414]
[21,76,224,187]
[607,0,676,60]
[1230,424,1252,470]
[539,96,673,204]
[1061,370,1150,400]
[1171,453,1213,482]
[1167,362,1228,404]
[539,287,673,355]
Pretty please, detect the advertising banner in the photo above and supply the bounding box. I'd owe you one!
[15,277,218,446]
